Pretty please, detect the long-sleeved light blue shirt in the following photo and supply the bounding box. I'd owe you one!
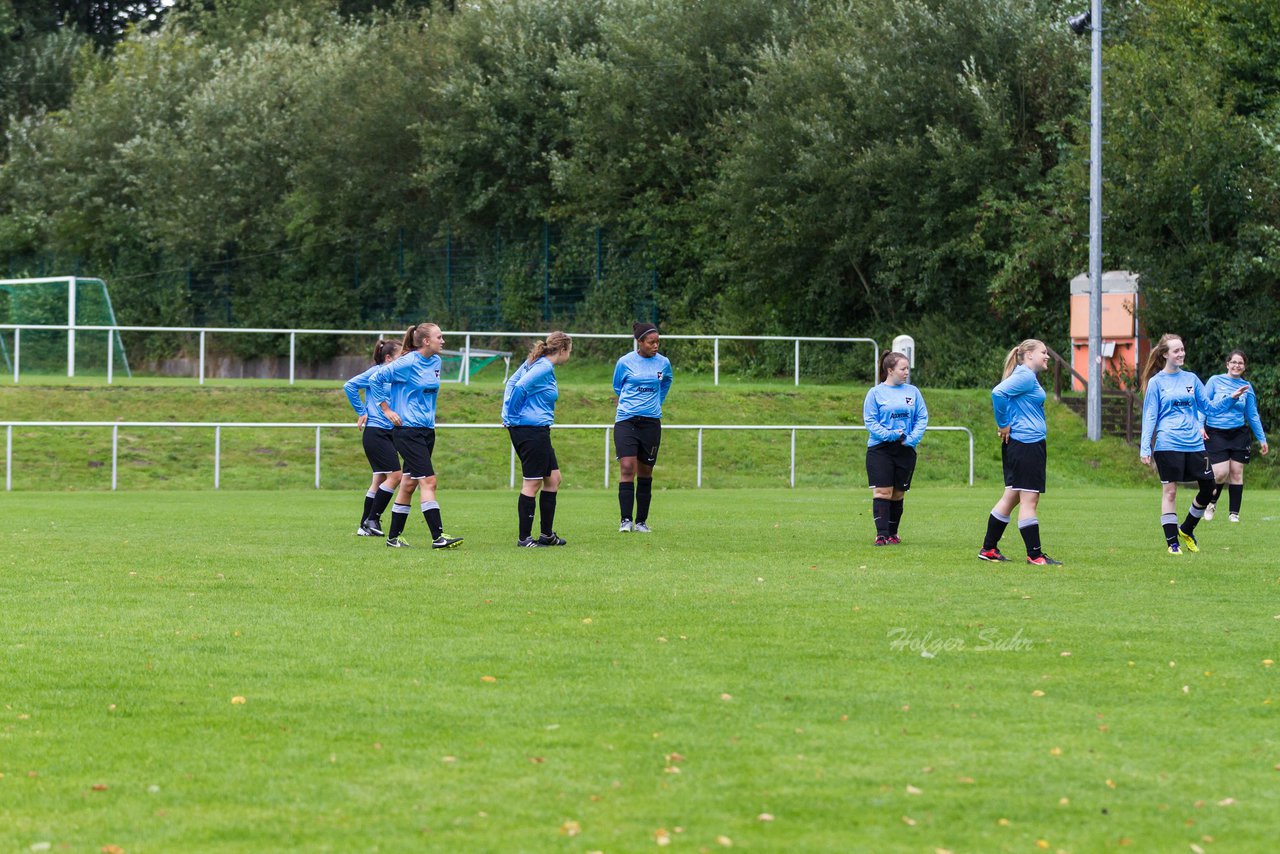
[343,363,394,430]
[369,352,442,429]
[863,382,928,448]
[1202,373,1267,442]
[502,357,559,427]
[613,351,673,421]
[991,365,1047,443]
[1140,369,1234,457]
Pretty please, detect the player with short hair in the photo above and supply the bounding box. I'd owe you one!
[503,331,573,548]
[343,337,403,536]
[978,339,1063,566]
[613,322,673,533]
[863,351,928,545]
[369,322,463,550]
[1200,350,1269,523]
[1139,334,1247,554]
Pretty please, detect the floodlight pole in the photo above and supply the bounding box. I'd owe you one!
[1086,0,1103,441]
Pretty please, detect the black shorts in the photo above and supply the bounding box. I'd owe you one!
[391,427,436,480]
[362,426,400,474]
[508,425,559,480]
[1153,449,1213,484]
[865,441,916,491]
[1205,426,1253,464]
[614,416,661,466]
[1001,438,1047,493]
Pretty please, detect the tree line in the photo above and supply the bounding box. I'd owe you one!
[1,0,1278,399]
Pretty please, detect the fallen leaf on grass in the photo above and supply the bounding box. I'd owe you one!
[480,676,497,683]
[720,693,733,701]
[560,820,581,837]
[757,813,774,822]
[1036,841,1050,850]
[1190,845,1205,854]
[654,828,671,846]
[715,835,732,847]
[101,847,125,854]
[1050,747,1062,756]
[905,785,922,795]
[1217,797,1236,806]
[529,756,544,764]
[1106,779,1117,789]
[91,784,109,792]
[665,752,685,764]
[901,816,916,826]
[1031,690,1045,698]
[230,696,246,705]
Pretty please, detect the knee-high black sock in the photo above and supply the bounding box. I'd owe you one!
[872,498,890,537]
[1209,481,1225,506]
[1161,512,1179,547]
[361,490,376,524]
[1228,483,1243,515]
[1018,517,1042,559]
[635,477,653,524]
[518,493,536,540]
[1182,481,1214,535]
[539,491,557,536]
[619,481,635,522]
[388,503,411,539]
[372,484,395,518]
[422,501,443,540]
[888,499,904,536]
[983,510,1010,551]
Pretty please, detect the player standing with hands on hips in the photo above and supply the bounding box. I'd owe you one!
[343,337,403,536]
[863,351,928,545]
[1139,334,1247,554]
[1200,350,1268,523]
[613,322,673,533]
[978,339,1063,566]
[502,331,573,547]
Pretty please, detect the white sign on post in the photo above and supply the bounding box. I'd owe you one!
[892,334,915,368]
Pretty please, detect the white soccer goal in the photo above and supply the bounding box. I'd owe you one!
[0,276,131,378]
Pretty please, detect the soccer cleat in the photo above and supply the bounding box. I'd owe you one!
[619,519,632,533]
[874,535,889,546]
[364,516,384,536]
[517,536,544,548]
[978,548,1009,562]
[1027,554,1064,566]
[385,537,409,548]
[1229,513,1240,523]
[1177,529,1199,553]
[631,522,651,533]
[1167,543,1182,555]
[1203,502,1216,521]
[887,535,901,545]
[537,532,567,546]
[432,534,463,549]
[356,524,375,536]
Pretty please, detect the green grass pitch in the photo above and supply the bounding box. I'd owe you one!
[3,487,1278,851]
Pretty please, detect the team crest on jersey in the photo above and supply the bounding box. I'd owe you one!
[435,370,441,378]
[1185,385,1192,393]
[905,397,913,405]
[657,371,664,380]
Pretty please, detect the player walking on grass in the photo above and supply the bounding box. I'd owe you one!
[1200,350,1269,523]
[978,339,1063,566]
[1140,334,1247,555]
[613,322,672,533]
[502,332,573,548]
[343,338,403,537]
[863,351,928,545]
[369,322,463,550]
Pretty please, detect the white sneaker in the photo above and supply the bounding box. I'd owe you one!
[619,519,632,533]
[631,522,652,533]
[1229,513,1240,523]
[1203,502,1216,521]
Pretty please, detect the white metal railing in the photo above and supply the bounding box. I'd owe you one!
[0,324,878,387]
[1,422,972,491]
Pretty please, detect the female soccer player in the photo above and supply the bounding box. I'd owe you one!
[863,351,928,545]
[978,339,1063,566]
[343,337,402,536]
[613,321,673,532]
[1201,350,1269,523]
[369,322,463,550]
[1139,334,1247,554]
[502,331,573,547]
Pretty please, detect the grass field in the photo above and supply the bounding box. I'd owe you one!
[3,487,1279,852]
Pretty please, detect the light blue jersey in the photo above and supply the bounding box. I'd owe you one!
[343,363,394,430]
[614,350,673,421]
[369,352,442,428]
[1140,369,1234,456]
[863,382,928,448]
[502,357,559,426]
[1202,374,1267,442]
[991,365,1047,443]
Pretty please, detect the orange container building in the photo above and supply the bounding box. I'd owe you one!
[1068,270,1146,391]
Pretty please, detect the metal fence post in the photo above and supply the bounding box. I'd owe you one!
[290,333,297,385]
[790,429,796,487]
[603,427,610,488]
[464,334,472,386]
[794,339,800,386]
[5,425,11,491]
[111,425,118,491]
[214,425,221,490]
[199,331,206,385]
[107,331,114,385]
[697,428,703,488]
[11,328,18,384]
[713,338,719,386]
[314,426,321,489]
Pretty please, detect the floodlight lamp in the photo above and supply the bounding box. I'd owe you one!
[1067,11,1092,36]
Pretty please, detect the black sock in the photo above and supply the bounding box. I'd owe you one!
[423,501,443,540]
[1018,517,1042,559]
[1210,482,1225,506]
[372,485,395,518]
[983,511,1010,551]
[888,499,904,536]
[518,493,536,540]
[635,477,653,524]
[1228,483,1243,515]
[619,481,635,522]
[1161,512,1178,547]
[872,498,890,537]
[539,491,557,537]
[388,503,411,539]
[362,490,376,524]
[1182,482,1213,535]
